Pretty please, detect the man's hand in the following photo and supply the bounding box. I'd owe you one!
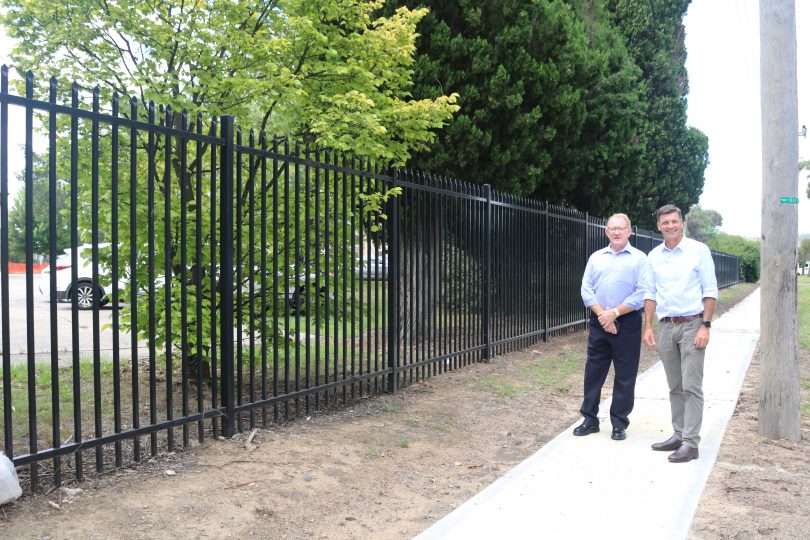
[643,299,657,349]
[694,326,710,349]
[643,327,656,348]
[603,321,617,334]
[597,309,617,328]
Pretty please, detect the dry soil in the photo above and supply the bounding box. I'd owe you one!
[1,283,809,540]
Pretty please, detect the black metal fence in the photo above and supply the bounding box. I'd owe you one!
[0,69,741,490]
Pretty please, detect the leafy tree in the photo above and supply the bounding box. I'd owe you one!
[604,0,709,227]
[1,0,458,375]
[2,0,457,163]
[708,233,760,283]
[798,238,810,272]
[7,153,70,262]
[385,0,708,227]
[685,204,722,242]
[384,0,645,218]
[801,159,810,198]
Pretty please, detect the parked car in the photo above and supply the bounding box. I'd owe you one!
[38,244,123,309]
[354,253,388,280]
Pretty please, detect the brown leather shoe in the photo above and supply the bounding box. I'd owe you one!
[668,443,699,463]
[651,435,682,452]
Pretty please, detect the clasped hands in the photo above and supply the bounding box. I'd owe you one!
[597,308,619,335]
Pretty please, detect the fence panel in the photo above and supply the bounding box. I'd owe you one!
[0,68,742,490]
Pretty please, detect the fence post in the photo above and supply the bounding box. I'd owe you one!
[542,203,549,342]
[219,115,236,437]
[386,169,400,393]
[482,184,492,361]
[584,213,590,329]
[584,212,590,264]
[0,66,12,458]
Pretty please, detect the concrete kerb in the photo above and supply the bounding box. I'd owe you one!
[415,287,761,540]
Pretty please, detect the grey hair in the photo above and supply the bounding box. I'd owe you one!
[608,213,632,228]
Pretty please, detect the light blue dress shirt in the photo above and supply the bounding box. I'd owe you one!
[581,243,649,312]
[644,236,718,319]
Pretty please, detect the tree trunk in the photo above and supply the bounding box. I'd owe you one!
[758,0,801,441]
[397,184,443,347]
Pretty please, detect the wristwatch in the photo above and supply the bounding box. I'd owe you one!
[702,320,711,328]
[613,308,620,318]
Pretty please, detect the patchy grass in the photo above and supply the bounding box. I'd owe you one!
[800,277,810,418]
[524,352,580,391]
[0,359,118,446]
[381,398,401,413]
[798,276,810,351]
[427,421,454,433]
[717,281,757,306]
[471,376,520,402]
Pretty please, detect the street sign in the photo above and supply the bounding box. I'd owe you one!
[779,197,799,204]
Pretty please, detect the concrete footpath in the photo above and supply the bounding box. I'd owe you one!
[416,288,761,540]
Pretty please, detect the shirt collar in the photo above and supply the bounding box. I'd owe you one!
[601,243,632,256]
[661,237,686,253]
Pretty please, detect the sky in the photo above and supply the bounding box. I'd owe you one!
[0,2,809,239]
[684,0,810,238]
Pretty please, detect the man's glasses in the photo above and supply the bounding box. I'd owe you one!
[606,227,628,233]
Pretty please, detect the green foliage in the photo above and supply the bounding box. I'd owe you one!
[7,153,70,261]
[605,0,708,228]
[708,233,760,283]
[1,0,458,371]
[386,0,645,219]
[685,205,722,242]
[441,242,483,311]
[738,249,760,284]
[383,0,707,227]
[798,239,810,268]
[2,0,458,164]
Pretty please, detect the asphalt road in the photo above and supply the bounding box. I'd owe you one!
[0,273,144,365]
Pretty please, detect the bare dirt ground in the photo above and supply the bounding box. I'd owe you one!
[1,283,808,540]
[689,346,810,539]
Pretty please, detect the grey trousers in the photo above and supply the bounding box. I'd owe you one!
[657,319,706,448]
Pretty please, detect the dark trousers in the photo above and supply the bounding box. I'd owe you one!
[579,309,642,429]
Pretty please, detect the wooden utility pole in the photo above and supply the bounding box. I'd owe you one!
[759,0,800,441]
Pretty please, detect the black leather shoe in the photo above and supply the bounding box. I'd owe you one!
[611,427,626,441]
[573,422,599,436]
[668,443,699,463]
[651,435,682,452]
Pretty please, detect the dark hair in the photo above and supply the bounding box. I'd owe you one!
[656,204,682,222]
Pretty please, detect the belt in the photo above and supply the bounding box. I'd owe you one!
[660,313,703,324]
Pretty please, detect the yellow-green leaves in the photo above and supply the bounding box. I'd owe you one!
[1,0,457,160]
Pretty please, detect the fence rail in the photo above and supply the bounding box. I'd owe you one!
[0,68,741,490]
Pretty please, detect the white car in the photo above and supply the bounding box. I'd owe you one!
[38,244,122,309]
[354,253,388,280]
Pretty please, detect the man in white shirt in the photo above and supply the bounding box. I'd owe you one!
[643,204,718,463]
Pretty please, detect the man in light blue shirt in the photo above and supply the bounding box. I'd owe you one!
[643,204,718,463]
[575,213,649,441]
